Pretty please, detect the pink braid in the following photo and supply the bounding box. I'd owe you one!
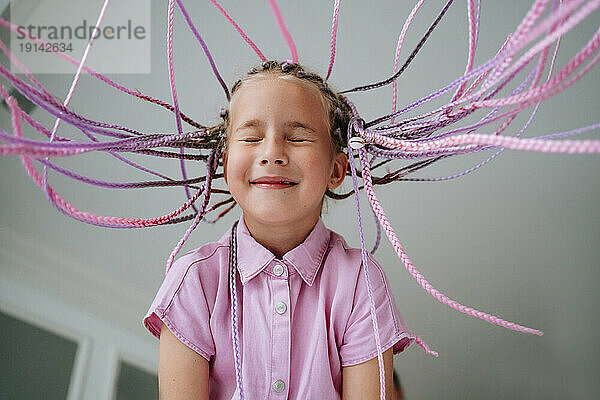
[451,0,478,102]
[44,0,112,210]
[389,18,599,132]
[209,0,267,62]
[267,0,299,63]
[0,87,203,228]
[474,28,600,109]
[165,151,217,274]
[481,0,592,94]
[356,136,544,336]
[481,0,551,92]
[361,129,600,154]
[325,0,341,81]
[347,127,387,399]
[0,17,201,129]
[1,87,202,228]
[391,0,427,123]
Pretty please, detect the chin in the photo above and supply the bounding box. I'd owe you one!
[245,206,309,226]
[253,210,298,225]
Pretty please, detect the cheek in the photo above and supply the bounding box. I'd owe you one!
[224,147,250,181]
[304,152,335,186]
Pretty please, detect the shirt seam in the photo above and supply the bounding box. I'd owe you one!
[340,332,414,367]
[341,259,363,341]
[161,313,213,361]
[163,244,226,314]
[366,251,401,334]
[339,246,402,364]
[156,244,224,362]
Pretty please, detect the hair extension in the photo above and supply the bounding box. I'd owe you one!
[210,0,267,62]
[324,0,341,81]
[229,220,245,400]
[341,0,455,94]
[174,0,230,101]
[391,0,428,124]
[0,17,207,130]
[1,7,600,399]
[267,0,299,63]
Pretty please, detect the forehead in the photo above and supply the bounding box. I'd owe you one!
[229,77,328,131]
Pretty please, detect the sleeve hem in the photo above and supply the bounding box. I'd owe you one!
[340,332,415,367]
[143,311,213,362]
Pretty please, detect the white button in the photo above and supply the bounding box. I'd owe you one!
[273,264,284,276]
[272,379,285,393]
[275,301,287,314]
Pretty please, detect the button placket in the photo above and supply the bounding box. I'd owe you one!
[269,262,290,397]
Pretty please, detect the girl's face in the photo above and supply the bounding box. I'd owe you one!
[223,77,347,229]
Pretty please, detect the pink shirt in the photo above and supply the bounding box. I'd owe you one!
[144,216,414,399]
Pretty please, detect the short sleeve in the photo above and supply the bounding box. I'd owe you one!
[339,253,414,366]
[143,252,216,361]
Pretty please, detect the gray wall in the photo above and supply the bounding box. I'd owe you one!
[1,1,599,399]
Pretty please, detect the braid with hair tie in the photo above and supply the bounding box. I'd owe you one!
[200,60,440,213]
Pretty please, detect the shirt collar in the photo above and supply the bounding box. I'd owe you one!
[235,214,330,286]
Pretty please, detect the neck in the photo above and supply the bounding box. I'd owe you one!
[242,214,319,259]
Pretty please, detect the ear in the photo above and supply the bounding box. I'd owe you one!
[222,150,228,185]
[327,151,347,190]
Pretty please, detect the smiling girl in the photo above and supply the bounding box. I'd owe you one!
[144,61,413,399]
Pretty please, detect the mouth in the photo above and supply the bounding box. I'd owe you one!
[250,176,298,189]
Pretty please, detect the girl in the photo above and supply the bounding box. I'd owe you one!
[144,61,414,399]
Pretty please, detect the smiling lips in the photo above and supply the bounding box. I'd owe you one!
[250,176,298,189]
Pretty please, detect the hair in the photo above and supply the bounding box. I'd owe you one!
[217,60,353,202]
[208,60,429,213]
[219,60,352,156]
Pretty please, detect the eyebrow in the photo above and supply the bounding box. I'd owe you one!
[285,121,316,132]
[235,119,263,131]
[234,119,317,133]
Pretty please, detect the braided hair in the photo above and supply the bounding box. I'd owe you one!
[217,60,354,202]
[212,60,441,212]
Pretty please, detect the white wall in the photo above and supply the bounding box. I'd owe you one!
[0,228,157,400]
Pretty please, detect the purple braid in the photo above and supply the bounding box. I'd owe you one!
[346,109,388,399]
[229,221,245,400]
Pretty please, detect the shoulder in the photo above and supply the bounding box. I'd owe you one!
[326,229,386,278]
[172,240,228,271]
[318,229,390,303]
[168,228,233,276]
[167,241,228,279]
[159,231,232,302]
[144,233,231,342]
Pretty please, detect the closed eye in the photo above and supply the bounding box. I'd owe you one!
[287,131,316,143]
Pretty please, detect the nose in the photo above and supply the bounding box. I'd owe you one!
[260,135,288,166]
